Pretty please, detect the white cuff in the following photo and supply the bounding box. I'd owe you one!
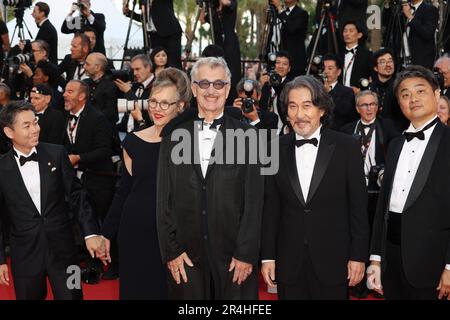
[249,119,261,126]
[261,259,275,264]
[66,15,73,22]
[445,264,450,271]
[370,254,381,262]
[87,14,95,24]
[84,234,98,240]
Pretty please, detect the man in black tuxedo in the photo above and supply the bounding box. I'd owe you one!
[367,66,450,300]
[58,33,91,82]
[270,0,308,77]
[434,55,450,100]
[260,51,292,134]
[322,54,358,130]
[32,2,58,64]
[30,84,65,145]
[338,21,372,92]
[61,0,106,55]
[123,0,181,68]
[231,78,278,131]
[157,57,264,299]
[115,54,155,133]
[261,76,369,299]
[0,101,103,300]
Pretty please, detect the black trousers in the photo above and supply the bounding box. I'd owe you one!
[150,32,182,70]
[278,245,348,300]
[383,212,438,300]
[14,249,82,300]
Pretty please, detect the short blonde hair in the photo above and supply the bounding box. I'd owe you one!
[151,68,192,110]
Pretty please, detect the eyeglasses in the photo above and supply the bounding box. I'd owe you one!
[377,59,394,66]
[357,102,378,109]
[193,79,229,90]
[148,99,178,110]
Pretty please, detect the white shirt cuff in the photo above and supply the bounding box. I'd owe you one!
[66,15,73,22]
[261,260,275,263]
[446,264,450,271]
[370,254,381,262]
[84,234,98,240]
[249,119,261,126]
[87,14,95,24]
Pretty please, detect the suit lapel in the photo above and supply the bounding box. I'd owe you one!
[188,120,204,182]
[74,107,88,144]
[403,122,444,212]
[306,129,336,204]
[37,145,49,215]
[284,134,306,207]
[205,117,227,179]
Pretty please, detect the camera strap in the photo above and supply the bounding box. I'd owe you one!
[357,121,375,159]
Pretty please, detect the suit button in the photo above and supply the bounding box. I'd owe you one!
[304,209,312,214]
[202,210,206,216]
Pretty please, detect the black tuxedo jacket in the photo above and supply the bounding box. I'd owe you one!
[329,82,357,130]
[36,19,58,64]
[84,76,118,126]
[262,129,369,286]
[341,117,400,165]
[58,54,80,82]
[0,143,98,277]
[62,105,114,189]
[278,5,309,77]
[338,44,373,88]
[38,107,65,145]
[371,121,450,288]
[61,12,106,54]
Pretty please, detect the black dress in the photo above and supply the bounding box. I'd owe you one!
[102,133,167,299]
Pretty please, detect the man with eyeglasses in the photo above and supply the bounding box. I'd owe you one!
[370,49,408,132]
[434,55,450,101]
[157,57,264,300]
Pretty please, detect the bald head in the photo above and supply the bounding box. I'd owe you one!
[85,52,108,79]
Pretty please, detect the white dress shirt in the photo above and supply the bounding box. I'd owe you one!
[343,44,358,87]
[370,117,450,270]
[67,105,85,145]
[295,126,322,201]
[198,112,224,177]
[14,147,41,214]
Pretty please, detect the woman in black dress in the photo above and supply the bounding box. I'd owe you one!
[101,68,191,299]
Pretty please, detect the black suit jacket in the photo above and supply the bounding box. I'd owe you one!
[262,129,369,286]
[336,0,368,31]
[371,121,450,288]
[61,12,106,54]
[341,117,400,165]
[58,54,80,82]
[329,82,357,130]
[339,44,373,88]
[278,5,309,77]
[157,114,264,298]
[84,76,118,126]
[62,105,114,190]
[0,143,98,277]
[38,107,65,145]
[36,19,58,64]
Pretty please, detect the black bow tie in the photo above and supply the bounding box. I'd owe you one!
[69,114,78,122]
[19,152,39,166]
[360,122,374,130]
[403,117,438,142]
[345,48,356,54]
[36,113,44,121]
[295,138,318,148]
[285,7,290,14]
[197,115,224,130]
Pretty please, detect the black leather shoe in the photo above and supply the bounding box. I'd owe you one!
[81,260,103,284]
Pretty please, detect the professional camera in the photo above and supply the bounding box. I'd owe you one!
[110,69,133,82]
[309,55,327,84]
[3,0,32,7]
[72,0,86,10]
[368,164,384,191]
[358,78,370,91]
[241,80,256,114]
[433,67,445,91]
[12,52,33,64]
[266,52,282,87]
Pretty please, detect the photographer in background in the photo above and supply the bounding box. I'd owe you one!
[58,33,90,81]
[32,2,58,64]
[259,51,292,134]
[115,54,154,133]
[0,15,10,63]
[231,78,278,131]
[61,0,106,55]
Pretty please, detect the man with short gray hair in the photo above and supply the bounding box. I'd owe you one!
[157,57,264,299]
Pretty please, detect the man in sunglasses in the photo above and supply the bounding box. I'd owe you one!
[157,57,264,300]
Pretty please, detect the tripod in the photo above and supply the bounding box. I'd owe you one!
[259,2,281,64]
[306,2,338,75]
[121,0,138,69]
[183,0,205,70]
[383,2,412,69]
[9,7,33,45]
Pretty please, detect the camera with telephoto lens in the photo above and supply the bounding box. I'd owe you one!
[266,52,282,87]
[241,80,256,114]
[3,0,32,7]
[310,55,327,84]
[72,0,86,10]
[368,164,384,191]
[110,69,133,83]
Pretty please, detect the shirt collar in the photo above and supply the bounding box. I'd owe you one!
[295,125,322,141]
[407,116,438,132]
[361,118,376,126]
[345,44,358,51]
[71,105,86,118]
[412,1,423,10]
[13,146,37,158]
[330,81,338,90]
[39,18,48,27]
[141,74,155,88]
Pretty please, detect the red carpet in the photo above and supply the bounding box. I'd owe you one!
[0,258,379,300]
